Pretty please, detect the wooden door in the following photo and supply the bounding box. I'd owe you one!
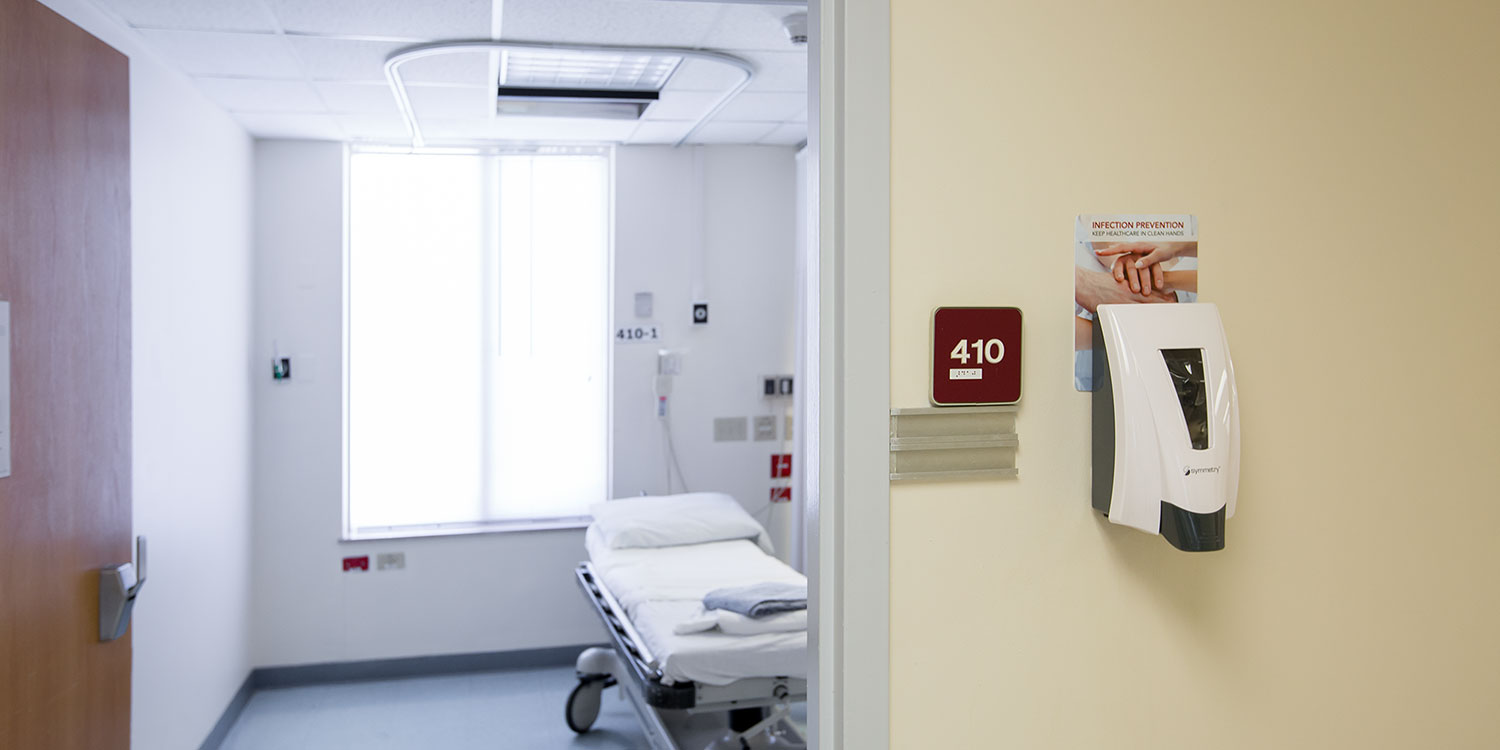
[0,0,133,747]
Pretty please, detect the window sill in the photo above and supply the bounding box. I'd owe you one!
[342,516,592,542]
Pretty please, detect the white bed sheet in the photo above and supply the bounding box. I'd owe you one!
[586,527,808,686]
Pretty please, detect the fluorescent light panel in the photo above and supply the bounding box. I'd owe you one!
[499,49,682,90]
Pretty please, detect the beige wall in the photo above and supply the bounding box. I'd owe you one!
[889,1,1499,747]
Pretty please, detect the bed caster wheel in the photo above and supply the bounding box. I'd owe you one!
[566,678,605,734]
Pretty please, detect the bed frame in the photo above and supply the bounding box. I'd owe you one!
[569,562,807,749]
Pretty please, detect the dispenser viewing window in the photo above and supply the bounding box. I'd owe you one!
[1092,304,1239,551]
[1160,348,1209,450]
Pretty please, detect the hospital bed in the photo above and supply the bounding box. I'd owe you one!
[566,493,807,750]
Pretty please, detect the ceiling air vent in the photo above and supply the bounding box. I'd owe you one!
[385,41,752,146]
[494,48,678,120]
[496,87,658,120]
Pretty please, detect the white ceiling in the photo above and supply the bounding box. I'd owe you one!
[90,0,808,146]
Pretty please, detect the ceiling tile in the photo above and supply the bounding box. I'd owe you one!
[264,0,492,39]
[492,117,640,143]
[98,0,278,33]
[138,29,302,78]
[499,0,720,48]
[234,112,345,141]
[316,82,402,115]
[420,116,639,144]
[195,78,326,113]
[741,51,806,92]
[757,122,807,146]
[642,91,721,121]
[411,117,486,141]
[714,92,806,123]
[663,58,748,92]
[408,86,493,120]
[414,118,489,141]
[398,50,493,86]
[289,37,403,82]
[697,5,803,51]
[685,121,777,145]
[337,114,413,141]
[627,120,693,145]
[292,38,490,86]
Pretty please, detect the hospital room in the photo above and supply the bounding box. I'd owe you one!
[3,0,816,748]
[8,0,1500,749]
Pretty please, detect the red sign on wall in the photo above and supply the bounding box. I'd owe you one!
[930,307,1022,406]
[770,486,792,503]
[771,454,792,479]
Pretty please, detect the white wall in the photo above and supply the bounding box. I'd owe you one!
[612,146,800,559]
[36,2,257,749]
[251,141,599,666]
[251,142,798,666]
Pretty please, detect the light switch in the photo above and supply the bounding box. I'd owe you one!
[713,417,747,442]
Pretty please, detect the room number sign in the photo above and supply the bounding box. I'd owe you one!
[615,323,662,344]
[930,307,1022,406]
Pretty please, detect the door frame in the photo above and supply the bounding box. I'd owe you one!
[806,0,891,747]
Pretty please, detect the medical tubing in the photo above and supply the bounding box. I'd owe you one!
[662,429,673,493]
[664,419,690,493]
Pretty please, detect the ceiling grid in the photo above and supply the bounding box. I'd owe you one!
[88,0,807,146]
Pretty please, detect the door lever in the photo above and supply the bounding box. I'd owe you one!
[99,535,147,642]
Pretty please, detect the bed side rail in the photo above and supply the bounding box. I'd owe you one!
[574,562,697,709]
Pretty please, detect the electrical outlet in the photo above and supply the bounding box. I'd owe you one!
[376,552,405,571]
[753,416,777,441]
[713,417,748,442]
[342,556,369,572]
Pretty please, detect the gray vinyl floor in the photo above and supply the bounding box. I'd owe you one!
[219,665,805,750]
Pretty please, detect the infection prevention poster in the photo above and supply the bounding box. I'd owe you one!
[1073,214,1198,391]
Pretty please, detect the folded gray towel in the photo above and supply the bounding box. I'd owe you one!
[703,582,808,618]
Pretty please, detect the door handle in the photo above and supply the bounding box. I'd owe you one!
[99,535,146,642]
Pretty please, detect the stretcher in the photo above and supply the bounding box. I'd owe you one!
[567,518,807,749]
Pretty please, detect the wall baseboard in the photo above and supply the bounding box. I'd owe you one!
[253,645,588,688]
[197,645,593,749]
[196,673,255,750]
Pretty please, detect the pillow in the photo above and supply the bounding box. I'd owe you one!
[589,492,768,551]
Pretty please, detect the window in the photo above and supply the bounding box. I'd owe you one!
[345,149,611,537]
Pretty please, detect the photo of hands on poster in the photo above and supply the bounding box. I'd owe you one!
[1074,214,1198,391]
